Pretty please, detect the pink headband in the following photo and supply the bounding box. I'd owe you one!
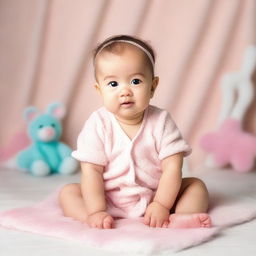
[95,39,155,68]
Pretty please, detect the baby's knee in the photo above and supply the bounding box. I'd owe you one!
[185,177,207,194]
[59,183,81,200]
[190,178,209,196]
[191,177,206,186]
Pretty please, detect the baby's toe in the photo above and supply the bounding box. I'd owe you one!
[198,213,212,228]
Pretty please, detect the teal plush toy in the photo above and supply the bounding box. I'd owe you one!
[17,102,78,176]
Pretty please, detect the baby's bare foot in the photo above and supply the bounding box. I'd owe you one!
[168,213,212,228]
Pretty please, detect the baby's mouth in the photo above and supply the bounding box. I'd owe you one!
[121,101,134,107]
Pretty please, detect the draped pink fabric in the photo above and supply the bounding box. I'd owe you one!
[0,0,255,170]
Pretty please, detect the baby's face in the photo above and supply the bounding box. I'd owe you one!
[95,45,158,124]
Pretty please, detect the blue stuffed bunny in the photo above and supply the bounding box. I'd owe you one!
[17,102,78,176]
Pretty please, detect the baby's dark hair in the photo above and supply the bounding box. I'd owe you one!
[93,35,156,77]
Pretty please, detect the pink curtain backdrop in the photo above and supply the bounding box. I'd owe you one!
[0,0,255,170]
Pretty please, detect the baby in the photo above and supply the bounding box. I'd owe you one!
[59,35,211,229]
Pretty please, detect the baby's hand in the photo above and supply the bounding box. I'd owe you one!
[86,211,114,229]
[143,201,170,228]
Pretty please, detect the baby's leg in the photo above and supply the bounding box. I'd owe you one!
[59,183,88,222]
[59,183,114,229]
[169,178,212,228]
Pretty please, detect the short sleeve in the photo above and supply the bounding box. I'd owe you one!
[158,112,192,160]
[71,112,107,166]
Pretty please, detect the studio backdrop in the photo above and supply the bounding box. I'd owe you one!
[0,0,255,170]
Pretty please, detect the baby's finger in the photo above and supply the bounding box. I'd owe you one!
[156,219,163,228]
[162,221,169,228]
[90,222,97,228]
[149,217,157,228]
[103,216,113,229]
[96,218,104,229]
[143,214,150,226]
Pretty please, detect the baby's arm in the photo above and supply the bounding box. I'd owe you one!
[144,152,183,228]
[81,162,114,229]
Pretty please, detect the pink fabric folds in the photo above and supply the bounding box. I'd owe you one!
[1,0,255,172]
[0,190,256,253]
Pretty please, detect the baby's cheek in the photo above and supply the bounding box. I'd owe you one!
[103,96,118,112]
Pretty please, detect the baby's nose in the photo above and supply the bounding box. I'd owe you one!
[120,85,132,97]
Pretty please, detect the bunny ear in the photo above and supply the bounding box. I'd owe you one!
[46,102,66,120]
[23,106,40,123]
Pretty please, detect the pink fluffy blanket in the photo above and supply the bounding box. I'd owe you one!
[0,190,256,254]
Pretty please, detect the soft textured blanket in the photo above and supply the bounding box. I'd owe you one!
[0,189,256,254]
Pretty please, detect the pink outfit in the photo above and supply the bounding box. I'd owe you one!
[72,105,191,218]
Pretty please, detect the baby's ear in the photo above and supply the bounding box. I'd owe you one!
[151,76,159,97]
[23,106,40,123]
[94,83,102,95]
[46,102,66,120]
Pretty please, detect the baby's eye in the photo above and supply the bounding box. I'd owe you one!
[107,81,118,87]
[39,124,44,129]
[51,123,56,128]
[131,78,142,85]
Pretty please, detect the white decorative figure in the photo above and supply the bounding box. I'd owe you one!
[218,45,255,124]
[202,45,256,172]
